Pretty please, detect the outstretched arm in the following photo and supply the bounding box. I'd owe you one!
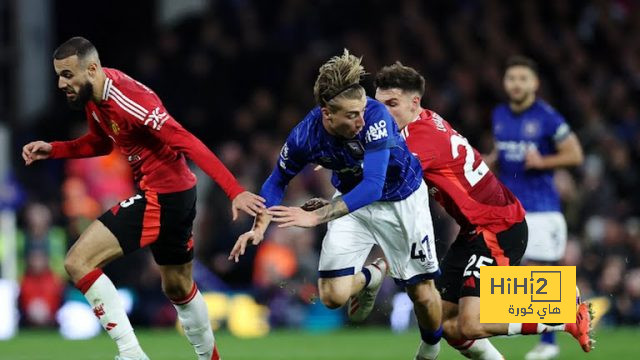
[229,165,295,261]
[38,118,113,161]
[150,117,265,218]
[270,148,390,228]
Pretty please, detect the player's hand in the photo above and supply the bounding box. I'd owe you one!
[231,191,266,221]
[22,141,53,166]
[525,148,544,169]
[301,197,330,211]
[269,205,320,228]
[228,230,264,263]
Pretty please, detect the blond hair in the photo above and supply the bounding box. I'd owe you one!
[313,49,366,110]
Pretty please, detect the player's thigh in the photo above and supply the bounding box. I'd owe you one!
[149,187,198,266]
[458,295,481,326]
[442,299,459,321]
[523,212,567,262]
[318,209,375,277]
[371,182,439,285]
[65,220,123,281]
[98,191,158,256]
[459,221,528,298]
[436,233,471,304]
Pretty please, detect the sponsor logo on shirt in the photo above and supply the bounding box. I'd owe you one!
[365,120,388,143]
[496,140,536,161]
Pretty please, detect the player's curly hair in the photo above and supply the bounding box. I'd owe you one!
[375,61,425,96]
[313,49,366,111]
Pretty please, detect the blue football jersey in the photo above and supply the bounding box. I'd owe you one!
[492,99,571,212]
[277,97,423,202]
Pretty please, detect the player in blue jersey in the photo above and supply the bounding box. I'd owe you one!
[491,56,584,360]
[229,50,443,360]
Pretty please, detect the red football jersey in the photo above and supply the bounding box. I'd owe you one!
[51,68,244,198]
[402,109,525,233]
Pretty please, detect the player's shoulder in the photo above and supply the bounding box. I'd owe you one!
[533,99,563,118]
[409,109,450,134]
[104,68,163,122]
[105,67,155,99]
[492,103,511,119]
[287,106,321,147]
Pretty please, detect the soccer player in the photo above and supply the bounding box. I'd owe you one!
[21,37,265,360]
[374,62,593,359]
[229,50,444,360]
[491,56,584,360]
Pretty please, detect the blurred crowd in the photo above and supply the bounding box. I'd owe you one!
[9,0,640,329]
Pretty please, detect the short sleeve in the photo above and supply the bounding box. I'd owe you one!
[362,102,396,151]
[546,111,571,143]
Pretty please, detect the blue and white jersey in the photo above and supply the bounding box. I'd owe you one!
[492,99,571,212]
[275,97,422,204]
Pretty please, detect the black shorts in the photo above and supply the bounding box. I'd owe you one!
[437,220,528,303]
[98,186,197,265]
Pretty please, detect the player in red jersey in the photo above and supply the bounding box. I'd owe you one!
[374,63,593,359]
[21,37,264,360]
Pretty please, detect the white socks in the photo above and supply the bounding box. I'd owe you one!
[172,283,219,360]
[415,341,441,360]
[77,269,145,359]
[450,338,504,360]
[508,323,565,335]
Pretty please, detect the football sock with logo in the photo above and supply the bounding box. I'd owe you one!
[507,323,565,335]
[541,331,556,344]
[448,338,503,360]
[171,283,218,360]
[76,268,144,358]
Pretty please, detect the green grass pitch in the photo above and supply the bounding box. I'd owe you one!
[2,327,637,359]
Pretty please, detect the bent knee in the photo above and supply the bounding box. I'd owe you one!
[64,253,88,282]
[319,291,350,309]
[458,318,485,339]
[162,280,193,301]
[407,280,440,304]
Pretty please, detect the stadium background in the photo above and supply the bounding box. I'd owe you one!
[0,0,639,358]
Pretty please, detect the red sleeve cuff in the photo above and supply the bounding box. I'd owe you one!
[227,184,246,200]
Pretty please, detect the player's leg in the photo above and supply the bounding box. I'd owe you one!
[317,206,379,311]
[150,187,219,360]
[452,221,592,352]
[372,182,441,360]
[157,262,219,360]
[523,212,567,360]
[439,234,504,360]
[67,214,148,359]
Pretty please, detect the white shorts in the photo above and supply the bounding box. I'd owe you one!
[318,181,439,286]
[523,212,567,262]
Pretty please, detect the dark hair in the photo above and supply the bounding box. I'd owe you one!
[505,55,539,75]
[375,62,425,96]
[53,36,97,60]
